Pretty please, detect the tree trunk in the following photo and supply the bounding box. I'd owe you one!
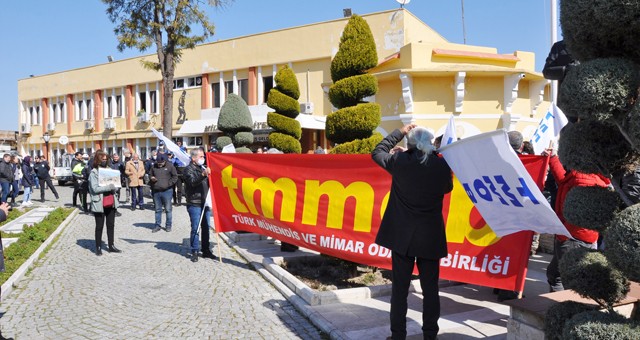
[162,56,175,139]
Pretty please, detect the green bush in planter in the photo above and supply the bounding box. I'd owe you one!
[558,121,640,176]
[274,65,300,100]
[562,310,637,340]
[215,136,232,149]
[234,131,254,147]
[563,186,621,233]
[328,74,378,109]
[559,248,630,308]
[544,301,595,340]
[267,66,302,154]
[217,94,253,133]
[269,132,301,154]
[326,103,381,144]
[267,112,301,140]
[267,89,300,119]
[559,58,640,123]
[331,133,383,155]
[330,14,378,83]
[604,204,640,282]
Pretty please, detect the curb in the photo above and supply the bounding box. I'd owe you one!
[218,232,349,340]
[1,208,79,301]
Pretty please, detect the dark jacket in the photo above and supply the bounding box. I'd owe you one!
[0,160,13,183]
[612,166,640,206]
[34,160,51,180]
[21,162,34,187]
[372,129,453,259]
[543,40,579,112]
[183,161,209,206]
[149,162,178,192]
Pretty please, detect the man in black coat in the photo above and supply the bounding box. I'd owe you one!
[372,124,453,340]
[183,148,215,262]
[149,153,178,232]
[0,154,13,204]
[33,155,59,202]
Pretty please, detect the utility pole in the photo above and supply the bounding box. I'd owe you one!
[550,0,558,102]
[461,0,467,44]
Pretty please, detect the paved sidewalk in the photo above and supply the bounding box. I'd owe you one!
[0,185,323,339]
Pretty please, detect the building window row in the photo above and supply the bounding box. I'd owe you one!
[173,76,202,90]
[50,96,67,124]
[103,88,125,118]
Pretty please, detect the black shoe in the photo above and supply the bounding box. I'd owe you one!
[497,290,520,302]
[152,226,162,233]
[165,227,172,232]
[191,252,198,262]
[138,205,144,210]
[96,247,102,256]
[108,246,122,253]
[202,251,216,259]
[131,206,135,211]
[115,211,122,217]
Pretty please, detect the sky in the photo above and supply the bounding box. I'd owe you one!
[0,0,559,132]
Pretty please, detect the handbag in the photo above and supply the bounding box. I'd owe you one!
[103,194,115,208]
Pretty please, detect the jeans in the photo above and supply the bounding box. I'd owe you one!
[0,182,10,203]
[10,180,20,201]
[153,189,173,228]
[23,186,32,203]
[131,186,144,207]
[547,237,597,292]
[34,175,40,189]
[186,204,211,252]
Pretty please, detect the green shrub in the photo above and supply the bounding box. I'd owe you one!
[234,131,254,147]
[330,15,378,83]
[328,74,378,109]
[235,147,252,154]
[217,93,253,133]
[267,89,300,118]
[326,103,381,144]
[563,186,621,232]
[562,310,636,340]
[215,136,233,149]
[544,301,595,340]
[559,248,630,307]
[561,0,640,64]
[330,133,383,155]
[628,103,640,149]
[267,112,301,139]
[604,204,640,282]
[559,58,640,122]
[558,121,640,176]
[274,65,300,100]
[268,132,302,154]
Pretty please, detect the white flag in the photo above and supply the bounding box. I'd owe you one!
[439,129,570,237]
[221,144,236,153]
[150,128,191,165]
[441,115,458,146]
[530,102,569,155]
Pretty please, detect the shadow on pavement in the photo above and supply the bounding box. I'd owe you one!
[76,239,95,252]
[132,222,157,230]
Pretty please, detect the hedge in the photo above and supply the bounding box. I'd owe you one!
[234,131,254,147]
[628,103,640,149]
[0,208,73,284]
[215,136,233,149]
[559,247,630,307]
[328,74,378,109]
[267,112,301,140]
[235,146,252,154]
[544,301,595,340]
[562,310,637,340]
[561,0,640,64]
[330,133,383,155]
[563,186,621,232]
[326,103,381,144]
[559,58,640,123]
[558,121,640,176]
[217,93,253,133]
[269,132,302,154]
[330,15,378,83]
[604,204,640,282]
[274,65,300,100]
[266,89,300,119]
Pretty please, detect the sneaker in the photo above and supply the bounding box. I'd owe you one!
[191,252,198,262]
[165,227,172,232]
[152,226,162,233]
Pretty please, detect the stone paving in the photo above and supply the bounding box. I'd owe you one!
[0,185,324,339]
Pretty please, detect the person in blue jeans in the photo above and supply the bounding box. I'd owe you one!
[0,154,14,204]
[149,153,177,233]
[183,148,215,262]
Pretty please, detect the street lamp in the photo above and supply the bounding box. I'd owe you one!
[43,132,51,162]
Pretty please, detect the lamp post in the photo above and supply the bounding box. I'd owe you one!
[43,132,51,162]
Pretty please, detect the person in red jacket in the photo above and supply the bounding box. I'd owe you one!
[544,149,610,292]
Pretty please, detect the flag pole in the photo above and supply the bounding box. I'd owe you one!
[550,0,559,103]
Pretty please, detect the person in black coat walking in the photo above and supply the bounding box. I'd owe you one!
[372,124,453,340]
[33,155,59,202]
[183,148,215,262]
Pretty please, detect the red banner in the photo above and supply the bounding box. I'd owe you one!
[207,153,549,291]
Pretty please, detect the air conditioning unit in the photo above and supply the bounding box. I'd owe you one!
[104,119,116,130]
[20,123,31,134]
[138,112,150,123]
[84,121,94,131]
[47,122,55,131]
[300,102,314,114]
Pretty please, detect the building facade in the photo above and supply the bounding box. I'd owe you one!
[17,9,550,164]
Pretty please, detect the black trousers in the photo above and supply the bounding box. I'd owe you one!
[173,167,185,203]
[94,207,116,249]
[72,179,82,205]
[38,178,59,201]
[390,251,440,340]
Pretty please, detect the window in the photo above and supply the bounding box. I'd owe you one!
[238,79,249,103]
[30,107,36,125]
[189,76,202,87]
[59,103,66,123]
[224,80,233,98]
[174,76,202,90]
[75,99,83,121]
[86,99,93,120]
[139,92,147,112]
[212,83,220,108]
[116,95,123,117]
[36,106,41,125]
[187,137,203,146]
[173,79,185,89]
[263,76,274,103]
[149,90,157,114]
[106,96,113,118]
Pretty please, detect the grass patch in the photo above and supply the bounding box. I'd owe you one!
[0,207,73,285]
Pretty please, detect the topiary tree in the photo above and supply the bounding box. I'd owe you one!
[545,301,596,340]
[266,65,302,154]
[326,14,382,154]
[216,93,253,153]
[543,0,640,335]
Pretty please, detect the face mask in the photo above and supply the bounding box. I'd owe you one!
[152,156,157,160]
[100,161,107,167]
[197,158,205,166]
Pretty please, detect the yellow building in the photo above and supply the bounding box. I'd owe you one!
[17,9,550,163]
